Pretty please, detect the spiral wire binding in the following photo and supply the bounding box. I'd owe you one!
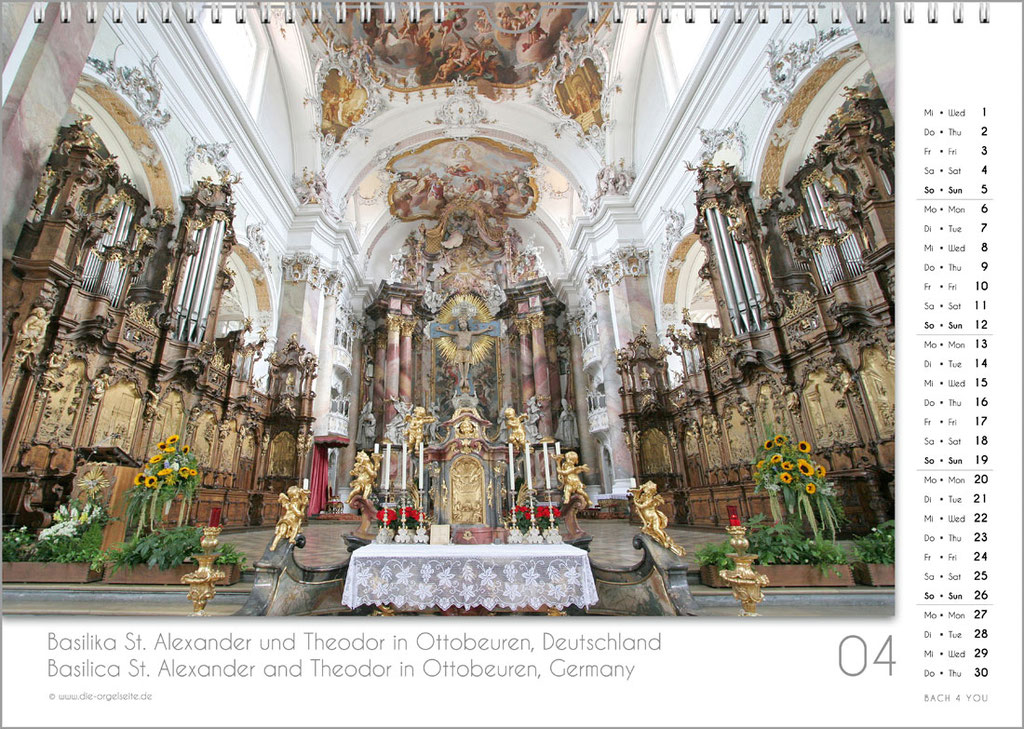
[38,1,995,24]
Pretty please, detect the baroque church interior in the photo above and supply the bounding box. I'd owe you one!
[2,2,895,579]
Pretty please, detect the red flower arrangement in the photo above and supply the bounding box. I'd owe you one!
[376,507,422,529]
[508,505,561,532]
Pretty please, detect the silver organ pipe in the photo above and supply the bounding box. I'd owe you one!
[704,207,743,332]
[81,200,133,299]
[174,219,226,343]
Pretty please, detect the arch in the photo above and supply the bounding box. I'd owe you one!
[754,45,868,199]
[73,76,179,211]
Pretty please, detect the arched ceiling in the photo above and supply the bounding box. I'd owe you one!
[260,3,641,274]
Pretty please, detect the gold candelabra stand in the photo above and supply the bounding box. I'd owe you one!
[718,525,770,617]
[181,527,226,617]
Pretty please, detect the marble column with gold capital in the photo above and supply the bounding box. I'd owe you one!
[398,317,415,403]
[384,314,402,424]
[528,313,553,437]
[516,318,535,408]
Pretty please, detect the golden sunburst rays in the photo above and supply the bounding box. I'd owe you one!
[435,293,497,366]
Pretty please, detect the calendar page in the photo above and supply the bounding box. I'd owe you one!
[0,2,1021,728]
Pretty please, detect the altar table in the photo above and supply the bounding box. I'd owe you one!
[341,544,599,612]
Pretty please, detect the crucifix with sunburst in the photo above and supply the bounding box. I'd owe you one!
[427,293,500,395]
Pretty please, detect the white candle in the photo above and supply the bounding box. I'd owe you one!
[508,442,515,511]
[525,442,532,489]
[418,442,424,492]
[554,441,561,456]
[383,443,391,493]
[401,443,407,491]
[543,442,551,490]
[373,442,379,455]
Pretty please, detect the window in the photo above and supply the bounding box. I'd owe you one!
[202,10,267,110]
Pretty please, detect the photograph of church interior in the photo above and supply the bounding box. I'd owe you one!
[2,2,895,617]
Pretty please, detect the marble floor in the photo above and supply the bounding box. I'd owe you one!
[221,518,732,570]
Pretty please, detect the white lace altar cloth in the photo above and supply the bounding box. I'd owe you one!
[341,544,599,612]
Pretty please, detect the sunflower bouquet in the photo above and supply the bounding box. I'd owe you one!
[752,433,842,540]
[123,435,202,535]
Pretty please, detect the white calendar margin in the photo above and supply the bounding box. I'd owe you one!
[2,4,1022,728]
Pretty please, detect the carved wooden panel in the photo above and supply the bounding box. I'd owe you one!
[639,428,672,473]
[803,370,855,447]
[269,432,297,476]
[37,359,86,444]
[148,391,184,452]
[859,347,895,438]
[93,381,142,451]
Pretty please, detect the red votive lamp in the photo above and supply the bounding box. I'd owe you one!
[209,507,221,528]
[726,505,741,527]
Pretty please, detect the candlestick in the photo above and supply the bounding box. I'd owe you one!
[208,507,221,528]
[727,505,741,527]
[181,527,225,616]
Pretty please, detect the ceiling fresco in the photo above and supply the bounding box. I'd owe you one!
[307,2,592,92]
[386,137,538,221]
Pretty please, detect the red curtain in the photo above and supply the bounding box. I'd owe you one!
[308,444,329,516]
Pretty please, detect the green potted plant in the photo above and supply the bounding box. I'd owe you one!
[101,526,247,585]
[694,541,734,588]
[695,515,854,587]
[745,515,853,587]
[850,520,895,585]
[1,492,110,583]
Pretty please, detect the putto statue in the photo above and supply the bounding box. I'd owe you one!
[504,407,528,450]
[404,405,437,452]
[552,451,592,508]
[629,481,685,557]
[348,451,383,540]
[348,451,382,505]
[270,485,309,551]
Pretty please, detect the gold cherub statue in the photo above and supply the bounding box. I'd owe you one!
[504,407,528,451]
[348,450,382,507]
[404,405,436,452]
[552,451,592,508]
[629,481,685,557]
[270,485,309,551]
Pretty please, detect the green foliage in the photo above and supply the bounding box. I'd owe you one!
[102,527,247,574]
[34,523,105,566]
[2,528,35,562]
[751,433,844,540]
[745,515,849,575]
[851,520,895,565]
[123,435,201,535]
[693,540,734,570]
